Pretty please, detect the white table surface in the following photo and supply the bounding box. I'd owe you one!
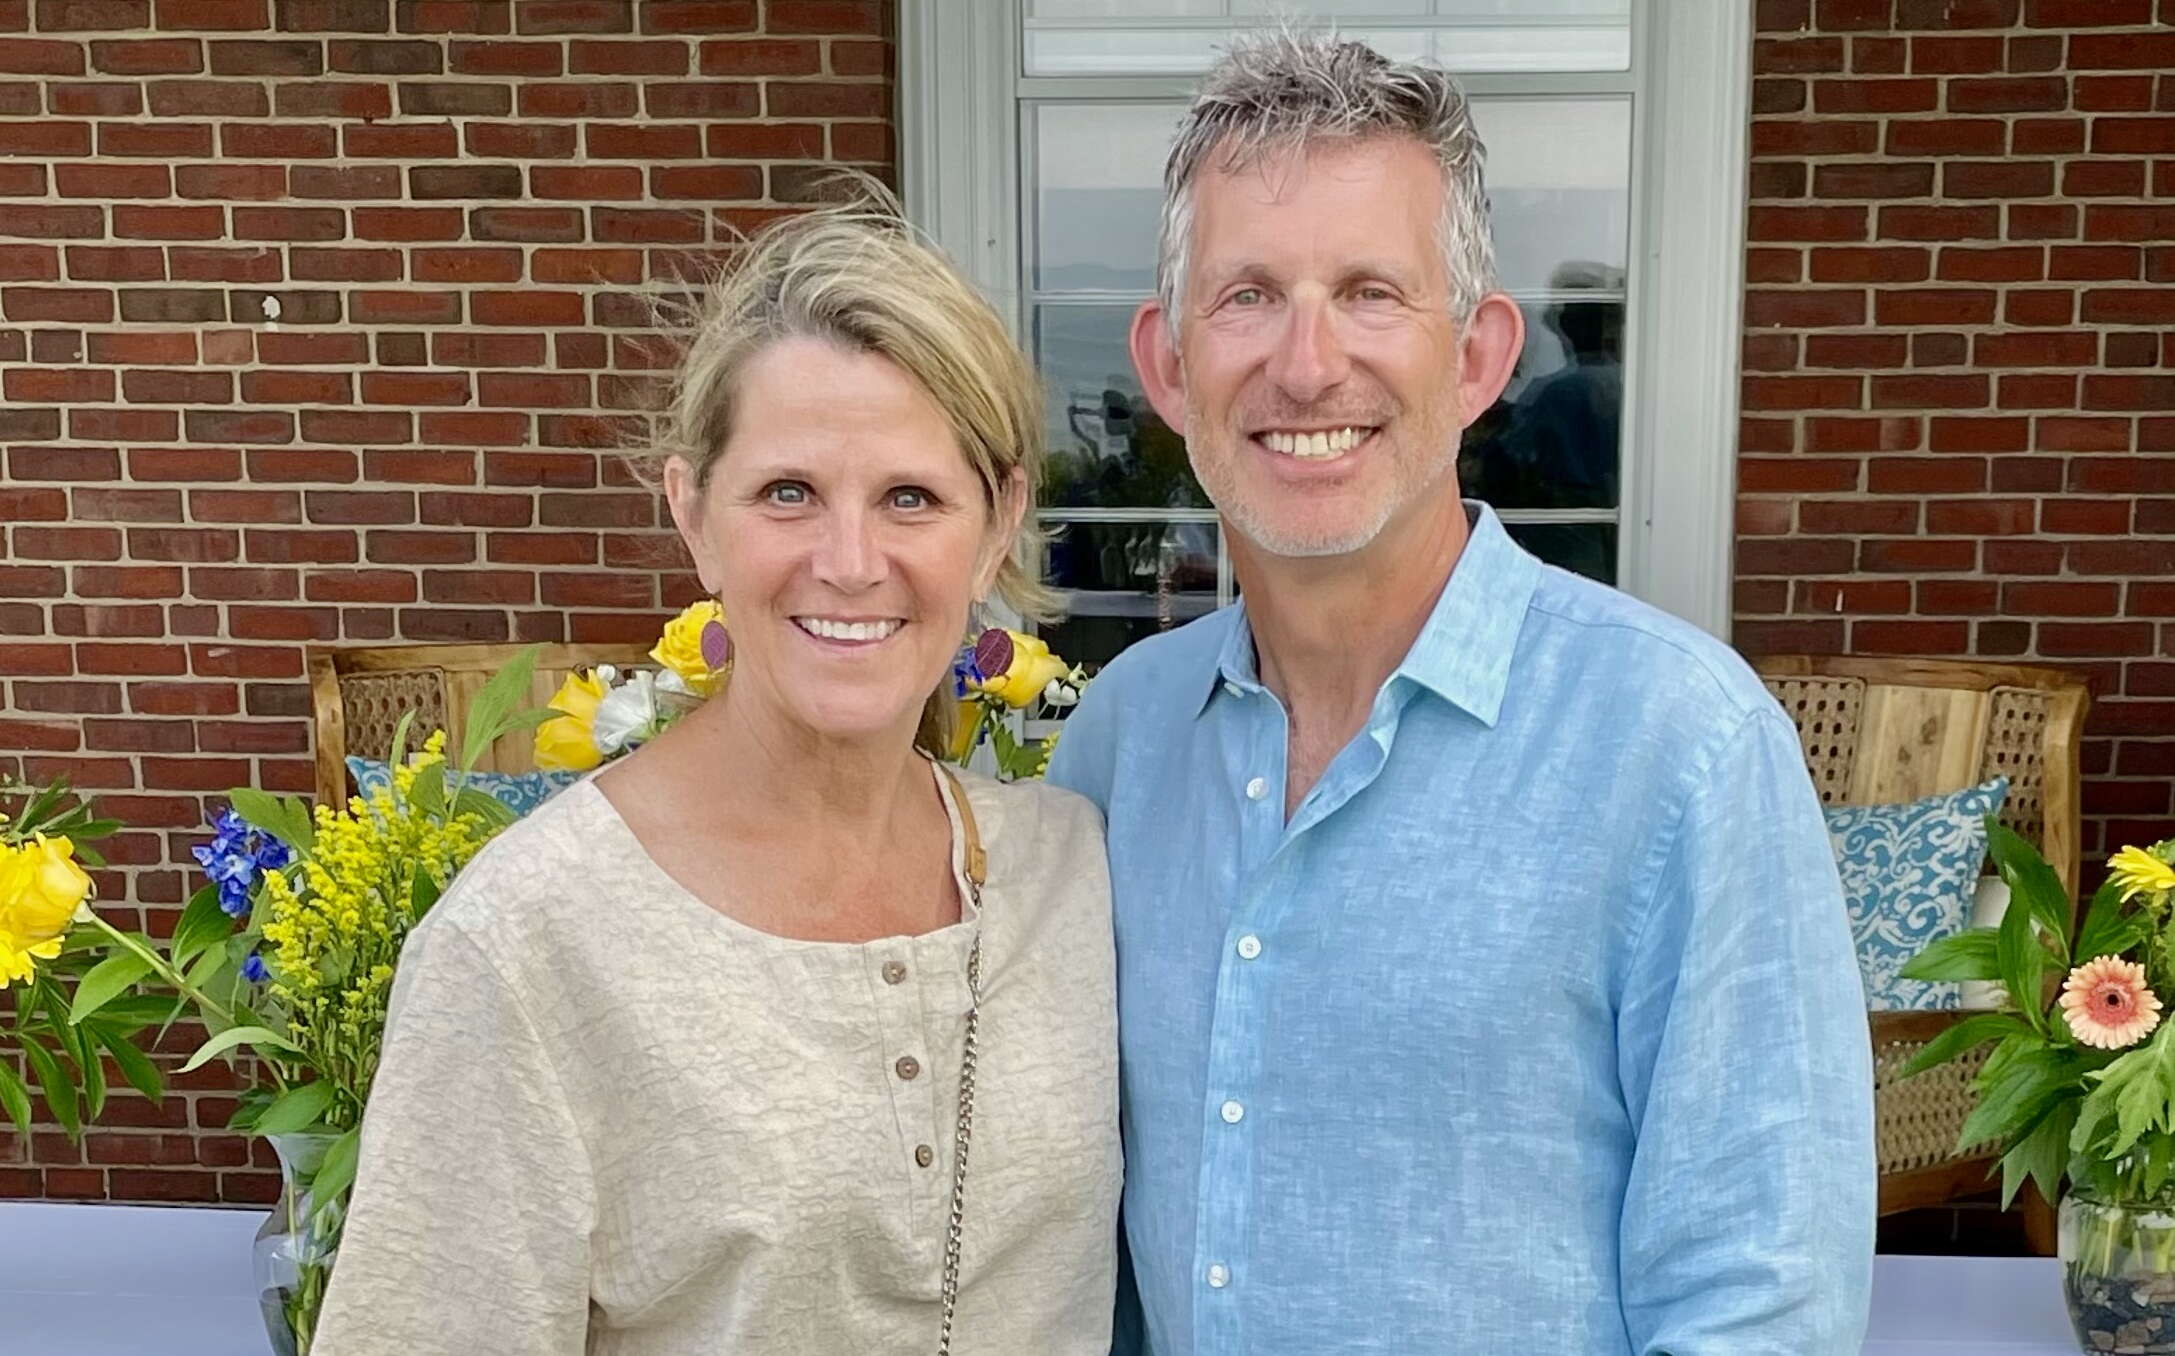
[0,1202,2088,1354]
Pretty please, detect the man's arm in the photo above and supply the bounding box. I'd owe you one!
[1616,707,1875,1356]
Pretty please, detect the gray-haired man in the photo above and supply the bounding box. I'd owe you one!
[1048,31,1875,1355]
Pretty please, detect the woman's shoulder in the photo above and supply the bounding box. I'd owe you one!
[415,779,625,945]
[952,770,1107,900]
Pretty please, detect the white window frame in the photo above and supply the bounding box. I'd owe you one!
[899,0,1748,638]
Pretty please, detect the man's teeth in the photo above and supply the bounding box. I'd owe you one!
[796,618,901,642]
[1261,428,1368,459]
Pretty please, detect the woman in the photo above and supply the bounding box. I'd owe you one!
[313,195,1120,1354]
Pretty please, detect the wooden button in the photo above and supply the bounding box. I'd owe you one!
[915,1144,935,1168]
[882,960,908,985]
[895,1055,921,1081]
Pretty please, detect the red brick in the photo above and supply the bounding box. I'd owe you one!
[765,79,883,118]
[146,77,266,116]
[359,371,471,405]
[1866,456,1986,494]
[2076,75,2156,111]
[221,122,336,158]
[641,0,756,32]
[2040,499,2133,534]
[464,121,577,158]
[518,80,637,117]
[766,0,880,34]
[419,491,531,526]
[0,37,86,72]
[449,38,561,73]
[2073,31,2175,69]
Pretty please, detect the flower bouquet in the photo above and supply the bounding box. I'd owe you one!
[1901,829,2175,1351]
[37,648,554,1355]
[947,627,1087,781]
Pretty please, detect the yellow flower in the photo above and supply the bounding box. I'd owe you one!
[972,629,1072,710]
[948,698,987,762]
[2110,846,2175,904]
[651,598,726,699]
[533,668,609,772]
[0,927,62,990]
[0,834,89,940]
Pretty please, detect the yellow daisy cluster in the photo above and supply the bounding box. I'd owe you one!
[257,733,492,1118]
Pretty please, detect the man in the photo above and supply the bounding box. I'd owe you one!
[1047,30,1874,1355]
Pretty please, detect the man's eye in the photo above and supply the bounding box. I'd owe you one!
[1230,287,1265,307]
[765,481,809,506]
[1357,285,1395,303]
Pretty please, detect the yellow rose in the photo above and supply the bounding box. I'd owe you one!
[533,668,609,773]
[651,598,726,699]
[0,925,63,989]
[0,835,89,941]
[973,630,1073,710]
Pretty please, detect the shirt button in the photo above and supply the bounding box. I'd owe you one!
[1245,777,1267,801]
[1220,1099,1244,1124]
[1236,935,1262,960]
[895,1055,921,1081]
[1206,1263,1229,1289]
[915,1144,935,1168]
[1222,681,1243,699]
[882,960,907,985]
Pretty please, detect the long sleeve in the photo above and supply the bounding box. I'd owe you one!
[1615,708,1875,1356]
[313,917,595,1355]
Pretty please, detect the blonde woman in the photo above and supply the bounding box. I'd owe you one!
[313,195,1120,1355]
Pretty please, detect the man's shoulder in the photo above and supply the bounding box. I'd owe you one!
[1083,601,1239,706]
[1521,565,1777,732]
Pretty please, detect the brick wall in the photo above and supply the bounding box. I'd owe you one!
[1736,0,2175,869]
[0,0,892,1204]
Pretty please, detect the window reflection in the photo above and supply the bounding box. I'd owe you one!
[1461,264,1625,511]
[1044,518,1220,671]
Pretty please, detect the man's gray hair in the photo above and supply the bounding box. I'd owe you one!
[1156,29,1497,333]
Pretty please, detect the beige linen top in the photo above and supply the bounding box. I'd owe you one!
[313,767,1120,1356]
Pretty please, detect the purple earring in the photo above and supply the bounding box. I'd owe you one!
[700,617,733,670]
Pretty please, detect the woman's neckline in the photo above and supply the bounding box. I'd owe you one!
[577,758,985,952]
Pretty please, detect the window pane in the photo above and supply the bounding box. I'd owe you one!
[1035,303,1211,510]
[1023,8,1631,76]
[1460,294,1623,509]
[1030,97,1628,296]
[1032,103,1182,294]
[1501,521,1616,584]
[1043,519,1222,671]
[1471,97,1630,293]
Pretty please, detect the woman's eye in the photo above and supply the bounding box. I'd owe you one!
[890,486,933,511]
[764,481,809,506]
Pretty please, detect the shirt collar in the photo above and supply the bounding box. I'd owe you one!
[1197,501,1540,729]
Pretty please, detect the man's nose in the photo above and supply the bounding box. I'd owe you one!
[811,508,885,591]
[1266,293,1351,405]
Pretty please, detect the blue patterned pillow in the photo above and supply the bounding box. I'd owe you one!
[1825,776,2009,1012]
[344,756,580,819]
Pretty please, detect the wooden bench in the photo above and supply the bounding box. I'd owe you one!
[1756,656,2089,1240]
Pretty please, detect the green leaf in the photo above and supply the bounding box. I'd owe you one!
[0,1060,33,1140]
[1902,1012,2028,1078]
[1997,874,2050,1033]
[70,843,106,871]
[19,1037,80,1139]
[461,644,543,772]
[276,794,314,855]
[306,1128,361,1230]
[251,1079,334,1135]
[385,709,418,787]
[1901,928,2003,983]
[78,1025,106,1121]
[180,1024,299,1074]
[228,787,300,849]
[68,950,154,1024]
[405,762,446,816]
[1960,1046,2081,1149]
[88,1025,163,1107]
[1999,1099,2077,1210]
[409,865,442,918]
[1988,821,2075,964]
[450,787,516,833]
[168,884,235,975]
[2076,877,2144,964]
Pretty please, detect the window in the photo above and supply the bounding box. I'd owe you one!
[903,1,1749,663]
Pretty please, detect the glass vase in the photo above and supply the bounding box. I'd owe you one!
[2062,1192,2175,1355]
[254,1131,346,1356]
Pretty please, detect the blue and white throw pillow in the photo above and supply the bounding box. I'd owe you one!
[344,756,580,820]
[1825,776,2009,1012]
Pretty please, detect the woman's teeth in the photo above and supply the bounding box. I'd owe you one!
[1261,427,1369,460]
[795,618,901,643]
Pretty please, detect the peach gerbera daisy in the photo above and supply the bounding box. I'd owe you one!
[2060,955,2164,1051]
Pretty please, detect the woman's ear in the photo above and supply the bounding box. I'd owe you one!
[662,455,718,595]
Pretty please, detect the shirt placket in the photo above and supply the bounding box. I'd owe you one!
[869,932,955,1253]
[1190,684,1287,1353]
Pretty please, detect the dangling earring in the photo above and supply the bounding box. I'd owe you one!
[700,614,733,670]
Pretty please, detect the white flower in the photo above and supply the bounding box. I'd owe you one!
[593,670,666,755]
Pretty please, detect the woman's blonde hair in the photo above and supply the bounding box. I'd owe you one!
[631,177,1053,754]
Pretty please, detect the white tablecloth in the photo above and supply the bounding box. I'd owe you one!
[0,1202,2088,1354]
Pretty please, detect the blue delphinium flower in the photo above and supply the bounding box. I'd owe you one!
[240,951,269,985]
[190,808,288,918]
[950,648,985,699]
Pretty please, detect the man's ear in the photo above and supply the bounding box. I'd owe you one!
[1128,299,1189,434]
[1455,292,1526,429]
[662,455,718,595]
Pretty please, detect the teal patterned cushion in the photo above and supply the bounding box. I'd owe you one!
[345,756,580,819]
[1825,776,2009,1012]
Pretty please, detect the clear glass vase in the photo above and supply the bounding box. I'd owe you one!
[254,1131,346,1356]
[2062,1193,2175,1355]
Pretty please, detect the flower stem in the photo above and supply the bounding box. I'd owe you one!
[76,910,296,1095]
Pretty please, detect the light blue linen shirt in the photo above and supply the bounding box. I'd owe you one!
[1047,502,1875,1356]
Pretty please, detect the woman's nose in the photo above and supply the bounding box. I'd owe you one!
[810,508,885,591]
